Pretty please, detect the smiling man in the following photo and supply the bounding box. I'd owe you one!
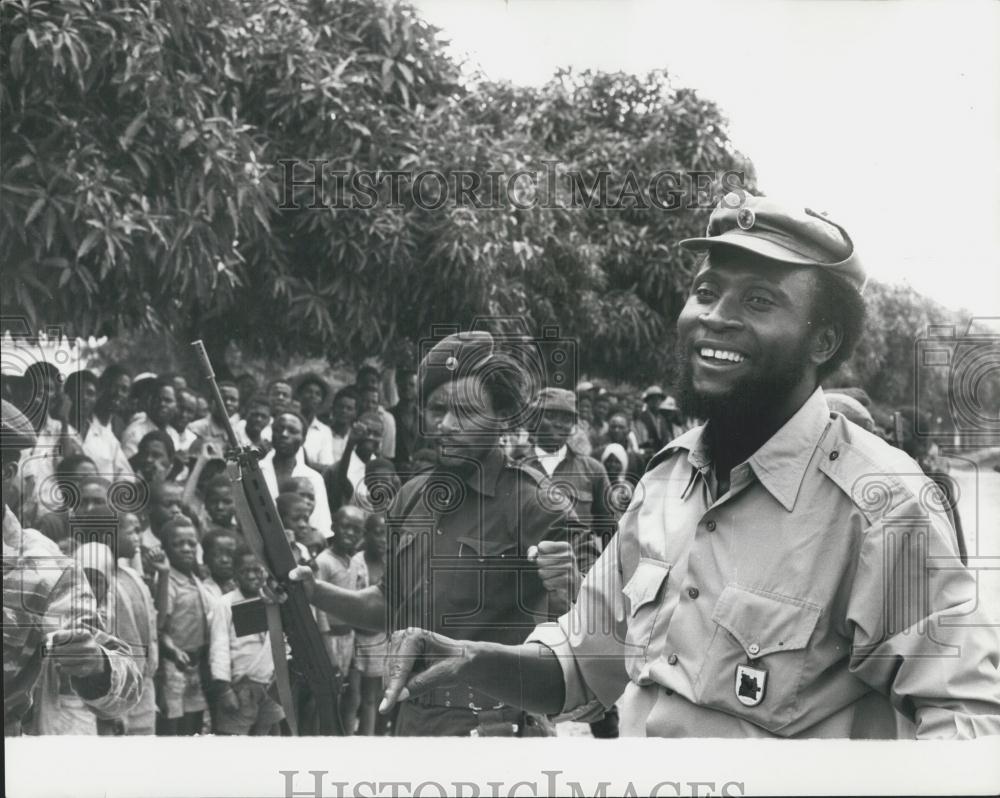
[375,194,1000,739]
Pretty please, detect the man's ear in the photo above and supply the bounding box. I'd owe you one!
[811,321,843,370]
[2,455,20,484]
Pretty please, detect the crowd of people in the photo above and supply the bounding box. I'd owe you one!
[0,352,706,737]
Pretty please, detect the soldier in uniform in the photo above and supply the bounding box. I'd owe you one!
[3,399,143,736]
[377,194,1000,739]
[289,332,600,736]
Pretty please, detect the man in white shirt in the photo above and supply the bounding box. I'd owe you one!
[258,411,332,537]
[325,386,358,467]
[208,549,285,735]
[294,373,338,470]
[121,378,181,458]
[324,412,383,512]
[356,366,396,460]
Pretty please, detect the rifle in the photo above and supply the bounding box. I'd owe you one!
[191,340,344,735]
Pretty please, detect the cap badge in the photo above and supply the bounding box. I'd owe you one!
[445,356,459,371]
[736,207,756,231]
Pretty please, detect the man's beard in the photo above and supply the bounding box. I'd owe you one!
[676,338,812,425]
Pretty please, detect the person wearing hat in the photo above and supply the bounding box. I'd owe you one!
[294,372,339,470]
[2,399,143,736]
[635,384,668,456]
[286,331,600,736]
[521,387,615,551]
[376,193,1000,740]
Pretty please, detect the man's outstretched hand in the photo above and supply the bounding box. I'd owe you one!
[378,628,472,714]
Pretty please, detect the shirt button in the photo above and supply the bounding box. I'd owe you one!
[748,643,760,656]
[667,653,678,665]
[705,520,717,532]
[829,451,839,461]
[687,587,700,599]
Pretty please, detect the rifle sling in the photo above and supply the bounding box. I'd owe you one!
[227,462,300,735]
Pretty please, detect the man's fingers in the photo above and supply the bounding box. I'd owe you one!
[398,659,458,704]
[287,565,314,583]
[536,540,573,555]
[379,629,425,713]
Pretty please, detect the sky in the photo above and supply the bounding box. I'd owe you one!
[413,0,1000,318]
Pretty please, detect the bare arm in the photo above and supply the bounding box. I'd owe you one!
[289,566,388,633]
[379,631,566,716]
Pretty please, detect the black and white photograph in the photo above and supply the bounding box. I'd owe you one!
[3,0,999,795]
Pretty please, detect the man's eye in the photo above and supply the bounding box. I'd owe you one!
[746,294,776,308]
[694,285,717,300]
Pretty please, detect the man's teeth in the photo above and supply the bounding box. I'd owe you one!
[699,347,746,363]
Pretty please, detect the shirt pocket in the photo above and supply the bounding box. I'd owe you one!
[694,584,821,733]
[446,535,522,620]
[621,559,671,661]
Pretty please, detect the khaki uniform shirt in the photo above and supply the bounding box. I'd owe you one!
[529,388,1000,738]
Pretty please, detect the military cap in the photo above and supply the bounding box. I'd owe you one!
[680,192,867,294]
[575,380,595,393]
[642,385,665,401]
[1,398,37,451]
[534,387,577,416]
[658,396,679,412]
[418,331,496,401]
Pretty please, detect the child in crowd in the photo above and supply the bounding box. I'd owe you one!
[36,454,100,549]
[352,513,390,735]
[314,505,367,733]
[114,511,163,735]
[131,430,183,486]
[155,516,217,735]
[134,480,192,580]
[276,491,317,565]
[280,476,317,517]
[201,528,239,601]
[202,475,240,535]
[209,548,285,736]
[181,440,228,530]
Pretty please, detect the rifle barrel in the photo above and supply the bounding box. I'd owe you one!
[190,339,242,448]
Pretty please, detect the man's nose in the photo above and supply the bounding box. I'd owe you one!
[698,292,744,331]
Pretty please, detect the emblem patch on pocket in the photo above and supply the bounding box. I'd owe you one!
[735,663,767,707]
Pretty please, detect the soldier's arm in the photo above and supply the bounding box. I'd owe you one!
[289,567,388,634]
[380,631,566,716]
[846,487,1000,738]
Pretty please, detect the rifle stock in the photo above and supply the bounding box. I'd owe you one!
[191,340,344,735]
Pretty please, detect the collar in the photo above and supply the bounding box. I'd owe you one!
[262,447,307,467]
[649,387,832,512]
[425,445,505,498]
[3,505,21,552]
[533,444,568,462]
